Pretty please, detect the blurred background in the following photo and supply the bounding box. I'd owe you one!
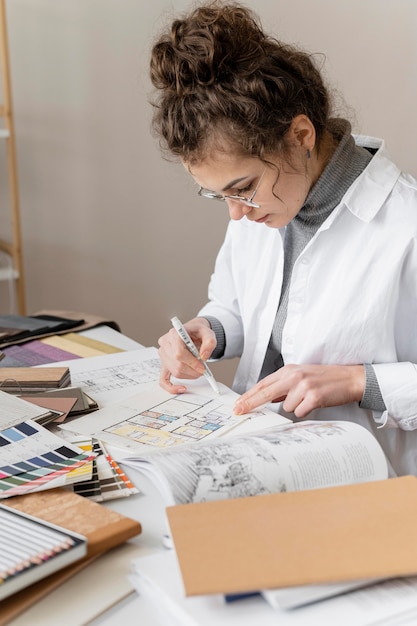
[0,0,416,385]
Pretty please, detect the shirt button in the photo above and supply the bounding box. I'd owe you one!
[301,258,310,265]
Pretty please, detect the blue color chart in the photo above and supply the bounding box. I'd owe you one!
[0,420,94,498]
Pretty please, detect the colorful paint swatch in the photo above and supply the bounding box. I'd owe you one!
[0,332,122,368]
[73,439,138,502]
[40,334,122,358]
[0,420,95,498]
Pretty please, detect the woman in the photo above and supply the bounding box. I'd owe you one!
[151,1,417,475]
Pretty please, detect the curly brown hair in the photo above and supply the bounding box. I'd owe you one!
[150,1,332,165]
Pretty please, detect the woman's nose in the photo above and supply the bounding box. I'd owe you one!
[226,199,251,221]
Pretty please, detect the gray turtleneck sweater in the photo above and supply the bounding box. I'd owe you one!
[205,119,385,412]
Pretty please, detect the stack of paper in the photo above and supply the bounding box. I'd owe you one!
[129,550,417,626]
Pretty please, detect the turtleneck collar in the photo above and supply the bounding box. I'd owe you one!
[295,119,372,227]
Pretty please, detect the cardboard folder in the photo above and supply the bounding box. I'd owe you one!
[167,475,417,597]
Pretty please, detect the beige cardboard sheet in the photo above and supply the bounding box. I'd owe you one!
[167,475,417,596]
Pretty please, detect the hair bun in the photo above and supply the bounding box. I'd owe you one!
[150,3,331,163]
[150,4,265,96]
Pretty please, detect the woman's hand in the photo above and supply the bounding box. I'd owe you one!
[234,364,366,417]
[158,317,217,394]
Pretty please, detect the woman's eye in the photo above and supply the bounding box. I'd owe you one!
[236,183,252,195]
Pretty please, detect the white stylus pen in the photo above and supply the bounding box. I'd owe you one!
[171,316,220,395]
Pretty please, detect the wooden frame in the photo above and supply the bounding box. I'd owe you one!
[0,0,25,314]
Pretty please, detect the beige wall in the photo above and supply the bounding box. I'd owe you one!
[1,0,416,386]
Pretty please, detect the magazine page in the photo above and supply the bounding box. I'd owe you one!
[122,420,388,506]
[261,578,381,610]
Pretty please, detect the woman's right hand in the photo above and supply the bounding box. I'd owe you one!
[158,317,217,394]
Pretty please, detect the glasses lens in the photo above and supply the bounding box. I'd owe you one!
[198,188,226,201]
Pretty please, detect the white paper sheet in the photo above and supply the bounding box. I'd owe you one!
[59,385,254,455]
[41,347,161,406]
[0,390,50,429]
[130,550,417,626]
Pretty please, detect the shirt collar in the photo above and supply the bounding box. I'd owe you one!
[342,136,401,222]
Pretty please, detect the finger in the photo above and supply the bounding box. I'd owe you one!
[189,329,216,362]
[158,342,205,379]
[159,367,187,394]
[283,385,321,418]
[281,385,305,414]
[163,322,215,370]
[234,378,286,415]
[165,356,205,379]
[198,332,217,361]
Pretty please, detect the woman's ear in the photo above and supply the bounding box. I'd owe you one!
[288,114,316,153]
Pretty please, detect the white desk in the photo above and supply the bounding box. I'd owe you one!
[6,327,417,626]
[6,326,284,625]
[14,463,417,626]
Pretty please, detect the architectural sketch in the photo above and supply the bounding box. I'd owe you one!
[129,421,385,505]
[104,393,244,449]
[71,358,161,395]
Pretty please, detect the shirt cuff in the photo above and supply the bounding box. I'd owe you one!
[359,363,386,412]
[201,316,226,359]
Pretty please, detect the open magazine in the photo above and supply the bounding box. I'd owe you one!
[121,419,388,507]
[122,419,390,610]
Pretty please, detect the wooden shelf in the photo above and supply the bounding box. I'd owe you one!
[0,0,25,313]
[0,266,19,280]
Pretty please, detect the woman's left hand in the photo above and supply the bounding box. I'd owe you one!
[233,364,366,417]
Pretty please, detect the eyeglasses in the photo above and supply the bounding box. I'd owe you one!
[198,168,266,208]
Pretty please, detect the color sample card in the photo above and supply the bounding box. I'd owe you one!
[0,504,87,600]
[0,420,95,498]
[1,341,79,367]
[73,439,138,502]
[43,435,94,491]
[0,333,122,367]
[97,442,138,500]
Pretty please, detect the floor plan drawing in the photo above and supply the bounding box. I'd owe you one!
[71,358,161,396]
[104,392,245,448]
[60,387,251,455]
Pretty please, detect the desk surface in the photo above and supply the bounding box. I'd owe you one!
[6,327,417,626]
[6,326,290,626]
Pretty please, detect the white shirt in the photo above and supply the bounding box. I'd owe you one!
[199,136,417,476]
